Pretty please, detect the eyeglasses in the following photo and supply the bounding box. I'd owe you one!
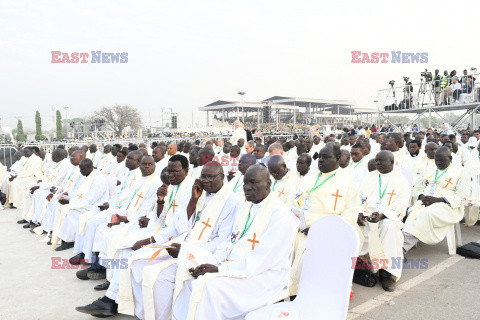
[168,170,184,176]
[200,173,222,181]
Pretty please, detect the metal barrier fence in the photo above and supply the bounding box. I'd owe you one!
[0,134,294,169]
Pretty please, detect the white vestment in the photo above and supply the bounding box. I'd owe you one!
[171,194,298,320]
[57,170,110,243]
[359,169,411,280]
[9,154,43,208]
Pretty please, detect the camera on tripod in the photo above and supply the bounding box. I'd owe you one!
[403,76,410,84]
[420,69,432,82]
[389,80,395,86]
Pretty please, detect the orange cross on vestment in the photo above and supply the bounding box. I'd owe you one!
[67,179,74,189]
[77,194,83,199]
[387,189,396,206]
[248,233,259,250]
[331,189,343,211]
[198,218,212,240]
[134,192,143,207]
[277,188,286,198]
[444,178,453,189]
[129,176,137,188]
[172,200,178,213]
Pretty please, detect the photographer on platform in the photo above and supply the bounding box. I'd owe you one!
[432,69,441,105]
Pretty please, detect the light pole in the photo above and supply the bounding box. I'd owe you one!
[63,107,69,138]
[238,91,245,123]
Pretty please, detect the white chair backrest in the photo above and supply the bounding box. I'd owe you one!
[296,216,359,314]
[105,175,118,198]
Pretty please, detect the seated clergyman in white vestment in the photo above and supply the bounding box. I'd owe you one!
[267,155,300,203]
[288,143,362,296]
[54,159,110,251]
[9,147,43,209]
[403,147,471,253]
[357,151,411,292]
[21,148,71,229]
[75,161,241,319]
[29,150,86,242]
[171,165,298,320]
[226,153,257,201]
[69,152,151,268]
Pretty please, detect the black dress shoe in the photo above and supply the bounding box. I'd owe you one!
[47,239,52,245]
[23,222,34,228]
[87,268,107,280]
[380,277,396,292]
[94,281,110,291]
[69,253,85,265]
[9,204,16,209]
[75,298,117,316]
[55,241,75,251]
[17,219,28,224]
[77,267,94,280]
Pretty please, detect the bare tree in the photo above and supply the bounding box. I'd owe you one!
[93,105,143,136]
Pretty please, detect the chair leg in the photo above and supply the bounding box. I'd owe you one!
[455,222,462,246]
[446,224,456,255]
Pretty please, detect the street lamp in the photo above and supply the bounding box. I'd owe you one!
[63,107,69,138]
[238,91,245,123]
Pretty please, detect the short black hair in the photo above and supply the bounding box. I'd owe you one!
[169,154,189,169]
[410,140,422,148]
[351,143,363,150]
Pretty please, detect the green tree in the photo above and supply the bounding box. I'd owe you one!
[35,110,44,140]
[56,110,63,140]
[16,120,27,141]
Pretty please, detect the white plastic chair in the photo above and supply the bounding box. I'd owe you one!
[245,215,360,320]
[446,222,463,255]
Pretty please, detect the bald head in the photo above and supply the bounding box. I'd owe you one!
[244,165,272,203]
[375,150,394,174]
[339,149,350,168]
[52,148,66,163]
[138,148,149,157]
[79,158,94,176]
[268,155,288,181]
[71,150,86,166]
[435,146,452,170]
[200,161,224,193]
[167,144,177,156]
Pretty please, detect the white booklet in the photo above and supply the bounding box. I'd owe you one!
[177,242,216,269]
[270,309,299,320]
[291,207,307,231]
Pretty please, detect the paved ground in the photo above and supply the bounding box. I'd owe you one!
[0,207,479,320]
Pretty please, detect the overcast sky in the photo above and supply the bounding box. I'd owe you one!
[1,0,479,131]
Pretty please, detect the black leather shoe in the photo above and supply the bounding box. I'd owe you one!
[55,241,74,251]
[75,298,117,316]
[46,239,52,245]
[380,277,396,292]
[94,281,110,291]
[69,253,85,265]
[23,222,34,228]
[76,267,94,280]
[9,204,16,209]
[17,219,28,224]
[87,269,107,280]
